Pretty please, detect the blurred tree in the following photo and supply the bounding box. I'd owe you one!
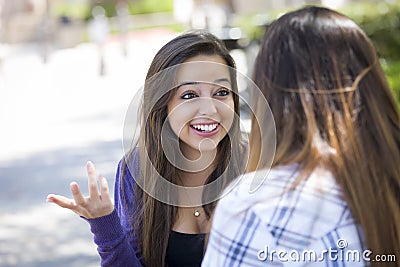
[342,1,400,60]
[86,0,173,19]
[341,1,400,106]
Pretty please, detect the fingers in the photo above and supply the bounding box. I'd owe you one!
[70,182,86,206]
[99,175,110,201]
[47,194,77,210]
[87,161,100,200]
[47,161,112,218]
[47,193,88,217]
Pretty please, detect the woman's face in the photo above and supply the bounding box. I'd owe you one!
[167,54,235,159]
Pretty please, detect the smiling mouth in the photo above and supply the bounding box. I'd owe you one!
[190,123,220,133]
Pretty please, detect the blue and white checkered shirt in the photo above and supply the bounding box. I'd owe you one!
[202,164,368,266]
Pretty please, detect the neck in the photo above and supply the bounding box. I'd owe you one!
[179,143,218,175]
[181,142,216,160]
[178,162,214,187]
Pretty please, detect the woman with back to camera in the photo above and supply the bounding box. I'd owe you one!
[47,31,247,267]
[202,6,400,266]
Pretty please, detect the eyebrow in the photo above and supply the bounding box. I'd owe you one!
[177,78,231,88]
[178,81,200,86]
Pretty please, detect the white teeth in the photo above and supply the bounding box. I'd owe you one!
[192,123,218,132]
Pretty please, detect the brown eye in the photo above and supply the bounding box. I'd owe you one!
[214,89,230,97]
[181,91,199,99]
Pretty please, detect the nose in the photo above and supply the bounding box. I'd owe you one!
[198,97,218,115]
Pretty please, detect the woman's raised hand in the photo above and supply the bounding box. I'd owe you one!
[47,161,114,219]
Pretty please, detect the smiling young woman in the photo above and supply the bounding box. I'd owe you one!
[47,31,248,267]
[167,54,235,160]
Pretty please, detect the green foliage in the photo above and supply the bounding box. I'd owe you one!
[52,2,90,19]
[54,0,174,20]
[88,0,174,18]
[381,59,400,106]
[128,0,174,15]
[340,1,400,60]
[238,1,400,107]
[340,1,400,106]
[236,14,270,42]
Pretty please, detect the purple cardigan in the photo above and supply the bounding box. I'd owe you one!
[86,159,144,267]
[85,140,246,266]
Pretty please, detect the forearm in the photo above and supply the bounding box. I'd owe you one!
[86,210,143,267]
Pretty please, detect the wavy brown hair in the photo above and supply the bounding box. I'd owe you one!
[122,31,245,267]
[249,6,400,264]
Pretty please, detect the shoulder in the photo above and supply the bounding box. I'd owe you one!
[215,165,355,242]
[209,166,365,264]
[116,149,140,186]
[114,149,141,208]
[114,150,142,227]
[212,166,297,230]
[218,164,299,206]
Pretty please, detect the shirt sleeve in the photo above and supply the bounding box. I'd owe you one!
[85,158,143,267]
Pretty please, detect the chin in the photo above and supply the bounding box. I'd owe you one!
[198,145,218,152]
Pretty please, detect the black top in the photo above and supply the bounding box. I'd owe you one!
[166,231,206,267]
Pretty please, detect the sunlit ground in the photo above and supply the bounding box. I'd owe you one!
[0,28,177,162]
[0,28,177,267]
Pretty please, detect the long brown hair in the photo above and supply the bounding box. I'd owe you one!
[123,31,245,267]
[250,6,400,264]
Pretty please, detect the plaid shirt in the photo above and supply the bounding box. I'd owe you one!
[202,165,367,267]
